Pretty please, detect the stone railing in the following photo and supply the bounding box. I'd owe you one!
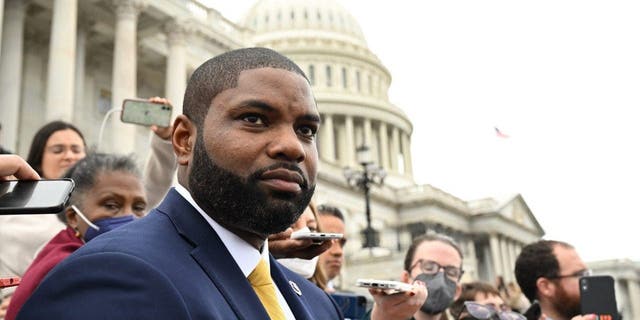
[398,184,469,213]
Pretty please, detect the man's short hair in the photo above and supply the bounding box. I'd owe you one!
[403,233,464,272]
[316,204,344,222]
[450,281,501,319]
[515,240,574,302]
[182,47,309,129]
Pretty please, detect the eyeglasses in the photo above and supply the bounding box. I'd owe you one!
[547,268,592,280]
[459,302,526,320]
[409,259,464,280]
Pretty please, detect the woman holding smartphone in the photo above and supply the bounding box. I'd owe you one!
[5,153,148,320]
[0,98,177,317]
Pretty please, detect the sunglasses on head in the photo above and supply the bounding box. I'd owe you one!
[459,302,526,320]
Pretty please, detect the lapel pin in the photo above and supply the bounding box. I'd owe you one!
[289,280,302,296]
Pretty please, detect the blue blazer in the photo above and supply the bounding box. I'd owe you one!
[18,189,343,319]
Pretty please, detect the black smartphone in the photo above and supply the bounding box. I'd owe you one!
[329,292,368,320]
[580,275,619,320]
[0,179,75,215]
[121,99,172,127]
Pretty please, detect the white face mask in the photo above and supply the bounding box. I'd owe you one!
[277,227,319,279]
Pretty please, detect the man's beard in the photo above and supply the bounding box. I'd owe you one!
[188,134,314,236]
[552,282,581,319]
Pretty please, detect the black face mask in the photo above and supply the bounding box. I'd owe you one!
[415,271,457,315]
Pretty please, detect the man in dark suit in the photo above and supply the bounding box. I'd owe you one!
[18,48,342,319]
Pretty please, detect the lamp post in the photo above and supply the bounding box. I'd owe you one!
[344,145,386,248]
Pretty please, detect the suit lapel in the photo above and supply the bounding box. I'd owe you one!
[270,255,314,320]
[156,189,269,320]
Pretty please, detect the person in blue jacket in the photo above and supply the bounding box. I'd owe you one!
[18,47,342,320]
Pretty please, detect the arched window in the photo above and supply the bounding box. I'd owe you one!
[325,65,332,87]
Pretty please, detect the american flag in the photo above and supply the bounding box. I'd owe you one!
[494,127,510,139]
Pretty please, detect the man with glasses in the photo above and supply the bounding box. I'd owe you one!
[367,234,462,320]
[515,240,596,320]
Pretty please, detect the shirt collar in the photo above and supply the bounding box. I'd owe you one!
[174,184,269,277]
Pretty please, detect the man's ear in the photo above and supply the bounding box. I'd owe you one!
[401,270,412,284]
[536,277,554,299]
[66,207,78,229]
[172,115,196,166]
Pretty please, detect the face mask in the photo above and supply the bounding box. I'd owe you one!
[72,205,135,242]
[277,227,319,279]
[415,271,457,315]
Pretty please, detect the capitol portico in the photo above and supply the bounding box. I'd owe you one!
[2,1,635,318]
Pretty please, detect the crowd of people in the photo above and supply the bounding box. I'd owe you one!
[0,47,610,320]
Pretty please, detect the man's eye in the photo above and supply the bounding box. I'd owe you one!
[242,115,264,125]
[298,126,317,137]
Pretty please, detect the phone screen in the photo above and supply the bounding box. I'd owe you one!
[0,179,75,215]
[121,99,172,127]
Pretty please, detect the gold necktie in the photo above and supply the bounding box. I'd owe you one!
[247,259,286,320]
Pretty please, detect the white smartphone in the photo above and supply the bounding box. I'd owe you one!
[121,99,172,127]
[356,279,414,293]
[290,231,343,241]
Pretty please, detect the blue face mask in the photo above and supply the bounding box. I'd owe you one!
[71,205,135,242]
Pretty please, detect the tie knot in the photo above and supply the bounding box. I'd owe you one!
[248,259,272,287]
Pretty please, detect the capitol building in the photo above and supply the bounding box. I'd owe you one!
[1,0,638,317]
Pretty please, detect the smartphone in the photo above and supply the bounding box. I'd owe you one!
[580,275,619,320]
[356,279,414,293]
[121,99,172,127]
[329,293,368,320]
[0,179,75,215]
[290,231,344,241]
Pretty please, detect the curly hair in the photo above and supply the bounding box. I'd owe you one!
[514,240,573,302]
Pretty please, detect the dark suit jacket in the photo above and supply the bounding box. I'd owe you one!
[18,189,343,319]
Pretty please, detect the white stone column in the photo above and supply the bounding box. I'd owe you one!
[508,241,518,278]
[489,233,503,278]
[628,278,640,320]
[73,22,88,122]
[401,131,413,176]
[466,239,478,279]
[344,115,354,167]
[378,122,389,169]
[363,118,375,163]
[164,20,188,117]
[390,126,400,172]
[45,0,77,121]
[0,0,4,55]
[320,114,335,162]
[499,237,511,281]
[110,0,144,153]
[0,0,27,151]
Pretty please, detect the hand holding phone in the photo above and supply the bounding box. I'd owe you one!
[0,179,75,215]
[356,279,414,294]
[290,231,343,241]
[121,99,173,127]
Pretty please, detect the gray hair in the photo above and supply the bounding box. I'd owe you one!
[57,153,141,222]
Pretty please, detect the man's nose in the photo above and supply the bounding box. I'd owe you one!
[266,127,306,162]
